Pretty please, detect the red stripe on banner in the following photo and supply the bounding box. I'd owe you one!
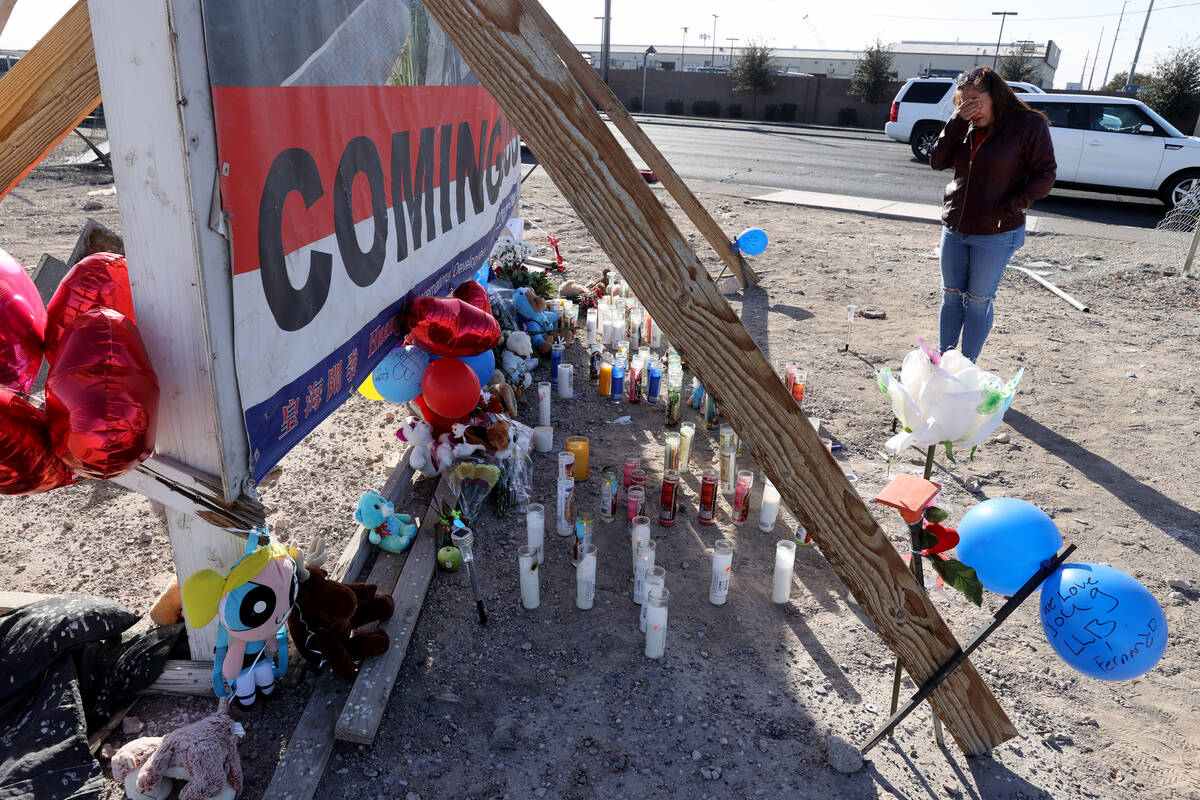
[211,86,516,276]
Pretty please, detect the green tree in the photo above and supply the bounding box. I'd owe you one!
[996,52,1037,84]
[849,39,895,106]
[1143,45,1200,129]
[1101,70,1150,92]
[731,39,776,117]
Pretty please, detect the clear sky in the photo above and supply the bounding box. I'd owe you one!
[3,0,1198,89]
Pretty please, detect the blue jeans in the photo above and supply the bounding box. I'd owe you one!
[938,225,1025,362]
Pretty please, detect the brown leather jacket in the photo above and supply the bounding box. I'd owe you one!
[931,110,1056,235]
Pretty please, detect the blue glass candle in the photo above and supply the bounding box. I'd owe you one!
[647,360,663,405]
[550,342,564,389]
[611,362,625,404]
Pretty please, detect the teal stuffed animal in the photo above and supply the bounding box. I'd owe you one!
[355,490,417,554]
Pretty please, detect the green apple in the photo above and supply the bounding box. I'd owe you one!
[437,546,463,572]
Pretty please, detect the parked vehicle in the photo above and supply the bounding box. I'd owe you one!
[1016,93,1200,211]
[884,76,1045,160]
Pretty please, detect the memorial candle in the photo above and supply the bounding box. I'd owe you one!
[629,308,642,349]
[557,363,573,399]
[588,345,602,382]
[663,433,681,473]
[598,356,613,396]
[627,487,646,523]
[633,539,656,604]
[704,392,721,430]
[622,454,640,490]
[526,503,545,561]
[649,314,662,348]
[758,478,781,532]
[556,477,575,536]
[697,469,718,525]
[791,369,807,404]
[647,359,663,405]
[557,450,575,481]
[772,539,796,604]
[719,445,737,495]
[599,466,619,522]
[610,361,625,404]
[709,539,733,605]
[576,543,597,610]
[550,343,564,388]
[565,436,589,480]
[731,469,755,525]
[639,566,666,632]
[518,545,539,610]
[626,356,642,404]
[601,314,614,348]
[659,469,680,527]
[537,381,552,427]
[586,308,598,344]
[630,515,651,572]
[644,587,669,659]
[573,510,595,562]
[678,422,696,469]
[665,369,683,425]
[532,426,554,452]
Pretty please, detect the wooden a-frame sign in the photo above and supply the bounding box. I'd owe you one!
[423,0,1016,755]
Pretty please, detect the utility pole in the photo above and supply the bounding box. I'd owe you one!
[680,26,688,72]
[711,14,719,69]
[1088,27,1103,89]
[991,11,1017,70]
[1123,0,1154,92]
[601,0,612,84]
[1080,51,1089,86]
[1102,1,1127,89]
[727,37,738,67]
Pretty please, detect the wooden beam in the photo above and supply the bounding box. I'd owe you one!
[0,1,18,40]
[334,478,451,744]
[422,0,1015,755]
[520,4,757,287]
[0,0,100,200]
[141,660,213,696]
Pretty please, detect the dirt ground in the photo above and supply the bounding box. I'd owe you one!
[2,148,1198,800]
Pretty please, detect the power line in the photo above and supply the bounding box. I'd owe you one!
[812,1,1199,23]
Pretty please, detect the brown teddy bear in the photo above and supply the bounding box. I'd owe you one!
[286,538,395,680]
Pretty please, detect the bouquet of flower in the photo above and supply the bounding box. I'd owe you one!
[489,235,538,271]
[449,460,501,526]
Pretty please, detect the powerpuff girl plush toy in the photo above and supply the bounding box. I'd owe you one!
[181,533,298,707]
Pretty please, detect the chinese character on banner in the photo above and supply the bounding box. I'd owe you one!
[346,348,359,384]
[280,398,299,438]
[326,361,343,400]
[304,379,323,417]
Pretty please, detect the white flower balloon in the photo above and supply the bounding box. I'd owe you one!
[877,341,1022,457]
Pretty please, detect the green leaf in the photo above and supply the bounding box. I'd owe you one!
[924,505,951,524]
[918,529,939,552]
[929,558,984,606]
[943,440,956,463]
[969,445,978,460]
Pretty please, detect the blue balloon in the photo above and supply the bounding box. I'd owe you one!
[371,345,429,403]
[735,227,769,256]
[430,349,496,387]
[474,259,491,286]
[956,498,1062,595]
[1040,562,1167,681]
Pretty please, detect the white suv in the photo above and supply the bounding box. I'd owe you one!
[884,76,1044,161]
[1016,93,1200,211]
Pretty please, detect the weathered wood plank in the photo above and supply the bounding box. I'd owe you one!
[333,478,450,744]
[522,4,756,287]
[0,0,100,200]
[140,660,212,696]
[262,459,426,800]
[422,0,1015,755]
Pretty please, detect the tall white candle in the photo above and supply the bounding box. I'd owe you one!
[556,477,575,536]
[649,315,662,348]
[630,516,651,573]
[557,363,573,399]
[576,543,597,609]
[519,545,539,610]
[537,381,552,426]
[526,504,545,561]
[640,566,666,632]
[644,586,669,659]
[629,308,642,349]
[586,309,597,344]
[772,539,797,604]
[633,539,656,604]
[759,478,782,532]
[678,422,696,469]
[710,538,733,605]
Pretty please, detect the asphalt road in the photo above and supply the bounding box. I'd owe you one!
[603,116,1169,230]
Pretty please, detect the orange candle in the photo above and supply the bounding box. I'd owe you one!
[598,361,613,396]
[565,436,590,480]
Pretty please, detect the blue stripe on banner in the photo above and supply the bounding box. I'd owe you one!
[244,184,518,481]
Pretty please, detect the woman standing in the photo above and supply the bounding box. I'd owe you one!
[931,66,1056,362]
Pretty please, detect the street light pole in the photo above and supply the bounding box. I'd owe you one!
[727,37,738,67]
[711,15,718,69]
[1102,1,1127,89]
[601,0,612,84]
[680,26,688,72]
[991,11,1017,70]
[642,45,656,110]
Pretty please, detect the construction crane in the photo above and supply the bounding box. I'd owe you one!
[802,15,826,49]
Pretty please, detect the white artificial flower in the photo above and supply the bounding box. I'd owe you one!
[877,342,1023,457]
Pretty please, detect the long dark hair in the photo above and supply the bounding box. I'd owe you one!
[954,66,1047,123]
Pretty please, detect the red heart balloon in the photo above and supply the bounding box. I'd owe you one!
[452,279,492,316]
[0,247,48,393]
[420,356,481,419]
[46,308,159,479]
[406,296,500,358]
[412,394,473,438]
[0,388,74,494]
[44,252,135,360]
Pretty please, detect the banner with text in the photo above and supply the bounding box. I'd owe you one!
[202,0,519,480]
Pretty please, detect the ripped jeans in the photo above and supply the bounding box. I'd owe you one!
[938,225,1025,362]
